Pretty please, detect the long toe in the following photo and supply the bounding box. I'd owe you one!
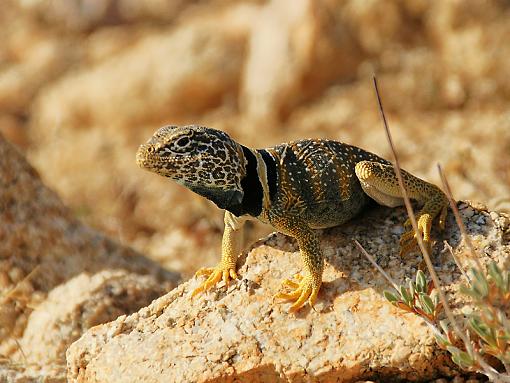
[399,239,419,257]
[281,279,300,289]
[192,263,239,298]
[289,287,312,313]
[274,289,302,301]
[192,269,221,297]
[194,267,215,277]
[274,274,319,313]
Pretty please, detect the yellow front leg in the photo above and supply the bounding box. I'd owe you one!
[355,161,448,256]
[192,211,246,297]
[272,217,324,312]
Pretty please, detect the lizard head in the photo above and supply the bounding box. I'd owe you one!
[136,125,247,208]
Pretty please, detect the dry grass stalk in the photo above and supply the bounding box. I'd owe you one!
[443,241,470,283]
[0,266,41,370]
[354,240,399,291]
[372,76,507,382]
[437,165,484,272]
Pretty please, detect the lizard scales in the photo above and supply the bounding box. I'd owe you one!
[137,125,448,312]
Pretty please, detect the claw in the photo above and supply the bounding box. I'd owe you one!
[192,264,238,297]
[195,267,215,277]
[399,229,417,246]
[278,273,303,290]
[274,273,320,313]
[399,213,435,257]
[399,237,419,257]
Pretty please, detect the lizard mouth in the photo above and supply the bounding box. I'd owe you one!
[136,144,170,171]
[136,143,196,175]
[136,144,152,169]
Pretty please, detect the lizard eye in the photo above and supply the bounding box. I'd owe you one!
[175,137,190,148]
[163,135,193,155]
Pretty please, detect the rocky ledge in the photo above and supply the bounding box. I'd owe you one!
[67,201,510,382]
[0,135,179,382]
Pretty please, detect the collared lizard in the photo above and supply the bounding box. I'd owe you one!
[136,125,448,312]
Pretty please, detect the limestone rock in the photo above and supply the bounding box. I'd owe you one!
[67,203,510,382]
[18,270,168,367]
[0,134,179,376]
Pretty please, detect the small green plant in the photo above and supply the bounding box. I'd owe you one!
[383,270,441,322]
[384,263,510,377]
[458,264,510,370]
[367,76,510,382]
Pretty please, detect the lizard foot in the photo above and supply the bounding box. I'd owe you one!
[399,214,433,257]
[273,273,321,313]
[400,203,448,257]
[191,264,238,297]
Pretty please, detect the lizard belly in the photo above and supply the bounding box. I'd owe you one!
[303,190,371,229]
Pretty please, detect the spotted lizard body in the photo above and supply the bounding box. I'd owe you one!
[136,125,448,312]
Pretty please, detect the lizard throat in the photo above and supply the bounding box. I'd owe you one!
[218,146,275,217]
[231,146,264,217]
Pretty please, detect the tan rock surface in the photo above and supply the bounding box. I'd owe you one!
[18,270,168,367]
[67,204,510,382]
[0,134,179,379]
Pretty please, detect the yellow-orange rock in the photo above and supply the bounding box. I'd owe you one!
[67,204,510,382]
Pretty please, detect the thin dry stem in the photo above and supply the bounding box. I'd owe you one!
[373,76,452,327]
[372,76,508,382]
[354,240,399,291]
[437,164,484,272]
[438,166,510,381]
[13,339,27,365]
[444,241,471,283]
[1,265,40,303]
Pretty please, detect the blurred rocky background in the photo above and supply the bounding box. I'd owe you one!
[1,0,509,280]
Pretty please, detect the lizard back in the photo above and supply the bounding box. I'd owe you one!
[262,139,389,229]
